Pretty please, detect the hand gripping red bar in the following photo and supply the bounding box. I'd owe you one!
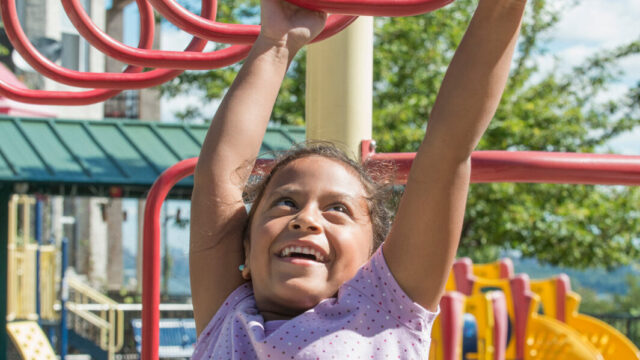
[61,0,251,70]
[142,148,640,360]
[146,0,358,45]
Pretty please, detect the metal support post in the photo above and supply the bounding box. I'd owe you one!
[306,17,374,158]
[0,187,12,358]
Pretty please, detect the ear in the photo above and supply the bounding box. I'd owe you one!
[241,234,252,280]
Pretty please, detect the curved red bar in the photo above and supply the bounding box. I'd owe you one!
[285,0,454,16]
[146,0,357,45]
[142,158,197,360]
[61,0,251,70]
[0,0,150,103]
[141,158,271,360]
[0,0,181,89]
[0,80,119,105]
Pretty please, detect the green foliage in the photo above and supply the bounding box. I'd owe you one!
[162,0,640,268]
[574,286,617,314]
[612,274,640,316]
[578,275,640,315]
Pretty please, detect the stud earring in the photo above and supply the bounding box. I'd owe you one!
[238,264,245,272]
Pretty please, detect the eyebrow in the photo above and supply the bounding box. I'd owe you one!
[267,186,363,204]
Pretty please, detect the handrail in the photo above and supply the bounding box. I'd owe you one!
[67,278,118,304]
[55,303,194,311]
[66,277,125,355]
[66,304,111,329]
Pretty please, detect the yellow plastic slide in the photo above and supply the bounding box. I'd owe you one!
[525,298,604,360]
[531,277,640,360]
[472,259,640,360]
[6,321,57,360]
[565,293,640,359]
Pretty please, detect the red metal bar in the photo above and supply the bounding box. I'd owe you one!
[0,0,146,103]
[146,0,357,45]
[142,158,197,360]
[0,81,120,105]
[1,0,160,88]
[0,0,192,89]
[361,140,640,185]
[141,158,270,360]
[61,0,251,70]
[285,0,454,16]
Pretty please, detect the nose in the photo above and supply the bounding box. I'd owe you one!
[289,208,322,233]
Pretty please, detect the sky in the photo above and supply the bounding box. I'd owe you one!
[119,0,640,255]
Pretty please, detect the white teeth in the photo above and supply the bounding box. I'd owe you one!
[279,246,325,262]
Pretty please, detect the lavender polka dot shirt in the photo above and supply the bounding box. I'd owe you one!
[192,247,439,359]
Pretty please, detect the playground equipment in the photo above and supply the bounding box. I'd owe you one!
[429,291,508,360]
[4,193,125,359]
[453,261,605,359]
[0,0,455,105]
[6,321,57,360]
[456,257,640,359]
[480,263,640,359]
[1,0,639,358]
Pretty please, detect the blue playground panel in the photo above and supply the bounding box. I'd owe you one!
[131,318,195,358]
[462,313,478,359]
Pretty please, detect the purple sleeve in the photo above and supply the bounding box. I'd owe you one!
[195,283,253,342]
[343,246,439,333]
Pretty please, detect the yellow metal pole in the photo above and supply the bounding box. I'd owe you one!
[306,17,373,159]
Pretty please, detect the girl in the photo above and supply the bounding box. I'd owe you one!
[190,0,527,358]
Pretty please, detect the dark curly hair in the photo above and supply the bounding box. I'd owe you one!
[242,142,395,253]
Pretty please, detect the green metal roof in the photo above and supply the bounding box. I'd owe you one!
[0,116,305,198]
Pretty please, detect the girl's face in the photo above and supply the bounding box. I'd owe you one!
[246,156,374,319]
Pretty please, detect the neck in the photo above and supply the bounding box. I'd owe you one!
[261,310,298,322]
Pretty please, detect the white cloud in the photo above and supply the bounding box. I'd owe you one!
[552,0,640,47]
[607,127,640,155]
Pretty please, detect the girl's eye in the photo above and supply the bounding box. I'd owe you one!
[275,198,296,208]
[327,204,349,214]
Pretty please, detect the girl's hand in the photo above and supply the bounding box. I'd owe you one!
[258,0,327,54]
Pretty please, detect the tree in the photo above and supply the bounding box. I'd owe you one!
[161,0,640,268]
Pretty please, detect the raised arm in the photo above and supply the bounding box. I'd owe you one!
[383,0,528,311]
[190,0,326,335]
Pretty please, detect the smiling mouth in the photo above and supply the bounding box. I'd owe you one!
[279,246,326,263]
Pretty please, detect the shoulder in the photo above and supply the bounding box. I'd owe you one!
[340,247,439,332]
